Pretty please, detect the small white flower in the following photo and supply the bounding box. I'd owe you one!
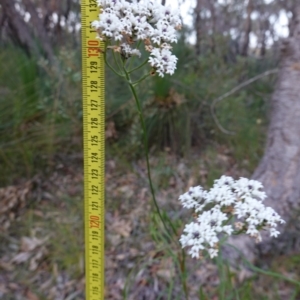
[207,184,235,206]
[151,20,178,45]
[120,43,141,58]
[93,0,181,75]
[178,186,208,212]
[223,225,234,235]
[270,228,280,238]
[92,12,123,41]
[208,248,218,259]
[180,207,233,259]
[246,225,259,237]
[179,175,285,259]
[149,47,178,77]
[234,177,267,201]
[213,175,235,188]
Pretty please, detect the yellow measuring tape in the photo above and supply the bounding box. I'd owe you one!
[81,1,105,299]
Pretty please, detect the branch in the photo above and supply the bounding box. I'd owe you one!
[210,69,279,135]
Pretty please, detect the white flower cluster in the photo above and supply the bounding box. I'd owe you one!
[179,176,285,259]
[92,0,181,77]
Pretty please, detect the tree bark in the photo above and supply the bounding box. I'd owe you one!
[240,0,253,56]
[194,0,202,56]
[0,0,54,61]
[22,0,54,61]
[0,0,39,57]
[225,5,300,265]
[208,0,216,54]
[253,4,300,257]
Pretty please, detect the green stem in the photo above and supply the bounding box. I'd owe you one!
[127,40,142,70]
[129,58,149,74]
[216,252,226,300]
[103,45,124,77]
[122,67,172,238]
[112,50,123,74]
[104,50,189,299]
[132,73,151,86]
[179,249,189,300]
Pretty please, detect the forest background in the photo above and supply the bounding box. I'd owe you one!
[0,0,300,299]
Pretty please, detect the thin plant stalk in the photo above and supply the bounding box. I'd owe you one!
[103,47,187,298]
[122,65,172,239]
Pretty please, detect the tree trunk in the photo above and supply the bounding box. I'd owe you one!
[22,0,54,61]
[225,5,300,265]
[259,16,269,57]
[208,0,216,54]
[253,4,300,257]
[0,0,39,57]
[0,0,54,61]
[194,0,202,56]
[240,0,253,56]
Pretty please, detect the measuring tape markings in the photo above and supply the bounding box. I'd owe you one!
[81,1,105,299]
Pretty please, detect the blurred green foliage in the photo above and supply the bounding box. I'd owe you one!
[0,46,82,185]
[0,34,278,186]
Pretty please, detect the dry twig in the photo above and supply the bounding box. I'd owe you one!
[210,69,278,135]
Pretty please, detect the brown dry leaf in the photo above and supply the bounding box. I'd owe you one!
[137,188,148,201]
[116,253,127,261]
[106,233,121,246]
[105,256,117,269]
[21,236,48,252]
[25,290,39,300]
[217,153,230,164]
[11,252,31,264]
[32,210,44,217]
[238,268,254,282]
[155,258,175,282]
[8,282,19,290]
[169,176,176,187]
[0,284,7,294]
[117,185,134,198]
[0,181,32,231]
[40,278,53,291]
[29,246,48,271]
[187,177,195,188]
[111,219,132,237]
[105,121,118,139]
[11,234,49,269]
[0,259,14,271]
[129,248,140,257]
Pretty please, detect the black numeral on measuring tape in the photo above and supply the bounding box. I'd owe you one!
[92,245,99,255]
[89,0,97,8]
[91,135,98,146]
[92,272,99,281]
[82,1,104,297]
[90,80,98,92]
[91,169,98,179]
[92,230,99,239]
[91,202,99,211]
[90,61,98,73]
[92,259,99,267]
[90,99,98,110]
[91,185,98,195]
[89,0,97,12]
[92,234,99,241]
[91,152,98,162]
[90,118,98,128]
